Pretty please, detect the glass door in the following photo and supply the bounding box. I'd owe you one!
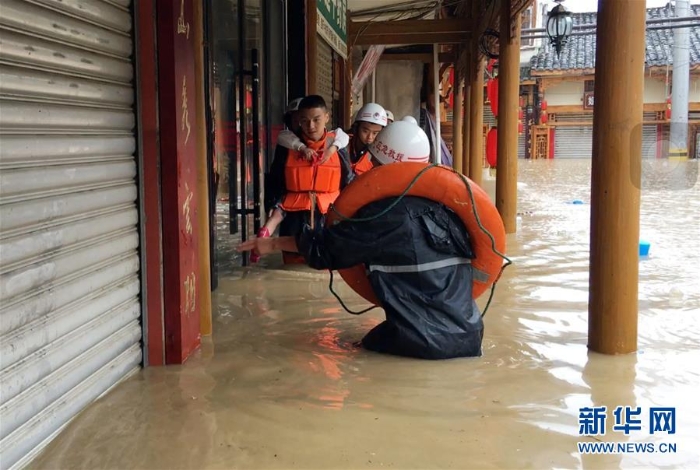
[208,0,269,269]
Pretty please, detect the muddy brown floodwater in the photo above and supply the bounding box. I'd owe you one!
[30,159,699,469]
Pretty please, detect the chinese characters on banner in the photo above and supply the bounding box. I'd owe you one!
[175,0,199,334]
[156,0,201,362]
[316,0,347,59]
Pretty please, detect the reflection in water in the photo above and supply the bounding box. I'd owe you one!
[30,160,700,470]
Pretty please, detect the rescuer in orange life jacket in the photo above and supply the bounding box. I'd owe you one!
[255,94,353,262]
[237,117,486,360]
[347,103,388,176]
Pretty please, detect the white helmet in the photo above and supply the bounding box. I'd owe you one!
[354,103,388,127]
[286,97,303,114]
[401,115,418,125]
[386,110,394,122]
[368,120,430,165]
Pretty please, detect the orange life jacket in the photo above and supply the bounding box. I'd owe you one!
[280,130,342,214]
[352,152,374,175]
[348,134,374,175]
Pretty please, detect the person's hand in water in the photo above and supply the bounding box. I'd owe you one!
[238,238,275,256]
[237,236,298,256]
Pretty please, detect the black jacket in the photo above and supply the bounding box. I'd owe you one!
[296,196,483,360]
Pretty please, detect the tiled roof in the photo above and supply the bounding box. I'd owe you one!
[530,4,700,73]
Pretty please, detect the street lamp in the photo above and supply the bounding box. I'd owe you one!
[546,0,573,56]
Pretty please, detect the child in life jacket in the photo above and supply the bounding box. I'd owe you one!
[252,95,352,262]
[347,103,388,176]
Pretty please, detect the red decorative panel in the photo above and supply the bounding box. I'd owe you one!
[156,0,201,364]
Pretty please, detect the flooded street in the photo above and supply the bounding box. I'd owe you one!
[30,159,700,469]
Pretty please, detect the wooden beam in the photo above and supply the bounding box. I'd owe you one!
[350,18,471,46]
[352,32,471,46]
[538,74,597,84]
[351,18,470,36]
[534,66,700,79]
[511,0,535,22]
[379,52,454,63]
[380,53,431,62]
[533,69,597,78]
[646,64,700,74]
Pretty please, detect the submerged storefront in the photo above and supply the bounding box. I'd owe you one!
[208,0,287,272]
[208,0,350,269]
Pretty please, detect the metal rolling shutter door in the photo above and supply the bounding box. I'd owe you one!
[483,106,497,128]
[554,127,593,159]
[0,0,142,467]
[317,37,334,119]
[642,117,659,159]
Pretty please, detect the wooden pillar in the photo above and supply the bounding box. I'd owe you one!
[589,0,645,355]
[156,0,202,364]
[496,2,521,234]
[469,58,484,185]
[306,0,318,95]
[193,0,212,336]
[453,59,464,173]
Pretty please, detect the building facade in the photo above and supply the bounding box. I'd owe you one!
[525,4,700,160]
[1,0,351,464]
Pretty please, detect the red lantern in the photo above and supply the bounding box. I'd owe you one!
[540,100,548,111]
[449,67,455,108]
[540,110,549,124]
[665,97,671,120]
[518,120,524,135]
[519,96,525,108]
[486,127,498,167]
[486,59,498,74]
[518,108,524,120]
[487,77,499,117]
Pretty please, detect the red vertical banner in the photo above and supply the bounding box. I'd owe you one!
[156,0,201,364]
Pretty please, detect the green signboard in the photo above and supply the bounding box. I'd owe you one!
[316,0,348,59]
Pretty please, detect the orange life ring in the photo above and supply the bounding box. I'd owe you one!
[325,162,507,305]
